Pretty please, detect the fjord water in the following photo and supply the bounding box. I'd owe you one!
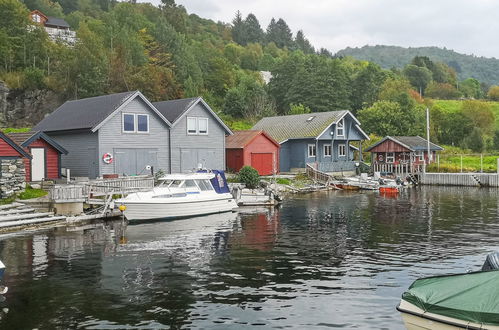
[0,187,498,329]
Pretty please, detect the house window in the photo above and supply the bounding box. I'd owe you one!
[336,118,344,137]
[198,118,208,135]
[324,144,331,157]
[123,113,135,132]
[308,144,316,158]
[338,144,346,157]
[187,117,208,135]
[187,117,197,134]
[386,152,395,163]
[137,114,149,133]
[416,151,424,161]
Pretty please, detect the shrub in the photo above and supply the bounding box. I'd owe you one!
[238,165,260,189]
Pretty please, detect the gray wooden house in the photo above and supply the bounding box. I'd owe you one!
[153,97,232,173]
[34,92,232,178]
[252,111,369,173]
[34,91,171,178]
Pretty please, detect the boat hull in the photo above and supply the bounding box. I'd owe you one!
[122,196,238,221]
[397,299,499,330]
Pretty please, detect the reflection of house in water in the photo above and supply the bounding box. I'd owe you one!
[234,208,280,251]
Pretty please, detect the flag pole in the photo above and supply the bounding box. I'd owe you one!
[426,107,432,164]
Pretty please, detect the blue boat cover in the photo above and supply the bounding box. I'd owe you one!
[198,170,230,194]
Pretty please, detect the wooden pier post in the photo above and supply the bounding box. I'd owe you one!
[481,154,483,173]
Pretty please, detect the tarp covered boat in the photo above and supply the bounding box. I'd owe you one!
[398,270,499,329]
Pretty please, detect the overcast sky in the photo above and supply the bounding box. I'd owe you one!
[141,0,499,58]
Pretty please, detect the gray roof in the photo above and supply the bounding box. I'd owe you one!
[152,97,199,123]
[366,136,443,152]
[252,111,349,143]
[34,91,136,132]
[46,16,70,28]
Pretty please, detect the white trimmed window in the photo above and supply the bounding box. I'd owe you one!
[187,117,208,135]
[123,113,149,133]
[198,118,208,135]
[386,152,395,163]
[323,144,331,157]
[338,144,346,157]
[308,144,316,158]
[336,118,344,137]
[416,151,424,161]
[123,113,135,132]
[137,114,149,133]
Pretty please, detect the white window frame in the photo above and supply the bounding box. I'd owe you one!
[336,118,345,137]
[187,117,209,135]
[386,152,395,163]
[308,144,316,158]
[122,113,136,133]
[338,144,346,157]
[187,117,198,135]
[416,151,424,162]
[136,114,149,133]
[323,144,331,157]
[198,117,208,135]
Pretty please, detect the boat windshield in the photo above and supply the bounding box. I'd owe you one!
[195,179,214,191]
[163,180,182,188]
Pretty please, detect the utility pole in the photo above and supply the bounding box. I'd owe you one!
[426,107,432,164]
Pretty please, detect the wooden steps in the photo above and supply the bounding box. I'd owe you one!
[0,203,66,231]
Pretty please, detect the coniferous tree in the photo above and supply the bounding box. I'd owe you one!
[266,18,293,48]
[244,13,263,44]
[295,30,314,54]
[231,10,246,45]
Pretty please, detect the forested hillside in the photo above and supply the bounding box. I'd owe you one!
[3,0,499,153]
[336,45,499,86]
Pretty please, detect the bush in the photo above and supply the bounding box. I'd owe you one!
[238,166,260,189]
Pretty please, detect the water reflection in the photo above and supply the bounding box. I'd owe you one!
[0,187,497,329]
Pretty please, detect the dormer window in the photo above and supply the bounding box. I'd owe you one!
[336,118,344,137]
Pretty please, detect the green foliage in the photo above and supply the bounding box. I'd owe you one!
[2,127,31,133]
[266,18,294,49]
[238,165,260,189]
[403,64,432,94]
[459,78,483,99]
[488,86,499,101]
[18,185,48,200]
[463,127,484,152]
[461,100,495,135]
[276,177,291,185]
[425,82,460,99]
[288,103,311,115]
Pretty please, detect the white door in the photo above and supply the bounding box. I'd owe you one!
[31,148,45,181]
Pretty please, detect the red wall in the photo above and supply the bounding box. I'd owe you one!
[0,139,23,157]
[226,149,244,173]
[25,138,60,182]
[369,140,411,153]
[244,134,279,175]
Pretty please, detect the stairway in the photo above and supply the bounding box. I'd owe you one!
[0,203,66,230]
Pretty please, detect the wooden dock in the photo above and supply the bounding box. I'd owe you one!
[420,173,499,187]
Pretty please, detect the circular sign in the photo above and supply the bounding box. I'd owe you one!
[102,153,113,164]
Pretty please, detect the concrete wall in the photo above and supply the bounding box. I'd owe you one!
[170,103,226,173]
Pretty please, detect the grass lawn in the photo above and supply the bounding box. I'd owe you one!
[18,186,48,200]
[429,153,499,173]
[432,99,499,128]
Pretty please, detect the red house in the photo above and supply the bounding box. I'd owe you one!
[8,131,68,182]
[365,136,443,174]
[226,130,280,175]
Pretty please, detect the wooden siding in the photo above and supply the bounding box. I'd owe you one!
[24,138,60,181]
[0,139,23,157]
[226,149,243,173]
[48,131,98,178]
[170,103,226,173]
[243,134,279,175]
[369,140,411,153]
[98,97,170,176]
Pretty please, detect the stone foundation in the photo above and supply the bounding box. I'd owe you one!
[1,158,26,198]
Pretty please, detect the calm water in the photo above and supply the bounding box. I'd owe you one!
[0,186,498,329]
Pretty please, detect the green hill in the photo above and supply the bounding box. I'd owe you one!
[336,45,499,86]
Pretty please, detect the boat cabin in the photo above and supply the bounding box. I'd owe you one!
[365,136,443,174]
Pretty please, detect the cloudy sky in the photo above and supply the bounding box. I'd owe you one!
[142,0,499,58]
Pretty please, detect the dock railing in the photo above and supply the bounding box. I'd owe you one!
[306,164,333,184]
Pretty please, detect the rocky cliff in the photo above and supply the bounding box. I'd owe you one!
[0,81,63,128]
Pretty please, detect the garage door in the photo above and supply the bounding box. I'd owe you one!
[251,153,274,175]
[180,148,218,172]
[114,148,158,175]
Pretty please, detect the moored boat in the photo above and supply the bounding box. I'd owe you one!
[398,258,499,329]
[0,260,7,294]
[117,170,238,221]
[379,186,399,194]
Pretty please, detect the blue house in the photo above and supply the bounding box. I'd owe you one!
[252,111,369,173]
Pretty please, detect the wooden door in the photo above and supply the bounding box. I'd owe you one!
[251,153,273,175]
[31,148,45,181]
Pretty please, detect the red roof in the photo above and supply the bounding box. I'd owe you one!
[226,130,280,149]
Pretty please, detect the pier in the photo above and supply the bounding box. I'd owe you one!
[419,173,499,187]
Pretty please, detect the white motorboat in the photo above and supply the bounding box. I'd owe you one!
[117,171,238,221]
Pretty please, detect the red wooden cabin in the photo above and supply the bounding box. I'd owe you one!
[365,136,443,174]
[8,131,68,182]
[226,130,280,175]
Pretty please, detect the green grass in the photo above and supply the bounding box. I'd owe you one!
[0,196,16,205]
[429,153,499,173]
[1,127,31,133]
[432,99,499,128]
[18,186,47,200]
[276,178,291,185]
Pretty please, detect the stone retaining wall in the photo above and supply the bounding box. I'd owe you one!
[1,158,26,198]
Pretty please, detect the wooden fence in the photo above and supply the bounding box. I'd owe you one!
[306,164,333,184]
[372,163,425,176]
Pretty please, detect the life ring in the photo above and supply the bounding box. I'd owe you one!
[378,154,384,162]
[102,153,113,164]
